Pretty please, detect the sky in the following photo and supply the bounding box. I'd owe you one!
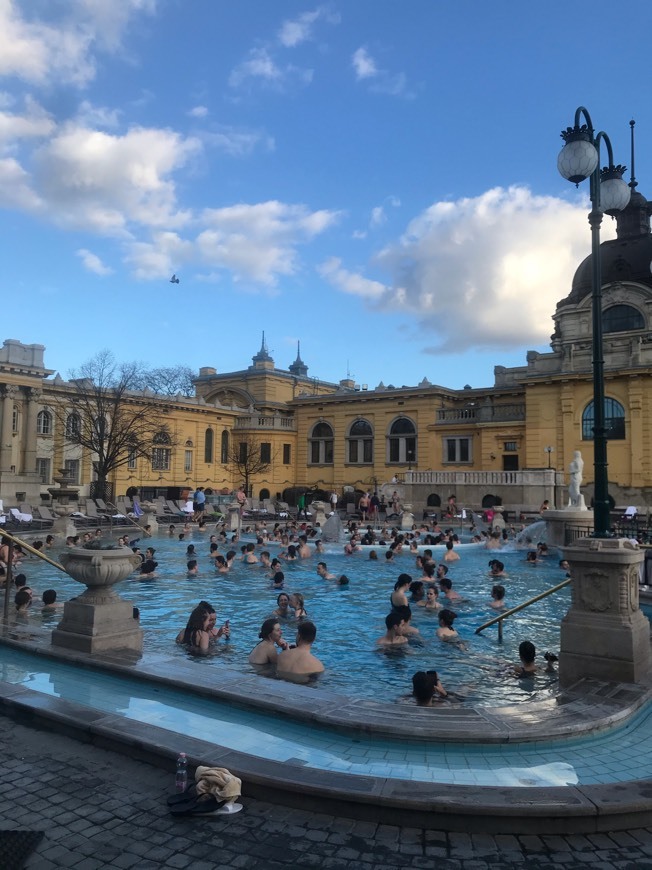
[2,0,652,390]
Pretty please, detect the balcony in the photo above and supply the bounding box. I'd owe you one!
[436,403,525,425]
[234,415,296,431]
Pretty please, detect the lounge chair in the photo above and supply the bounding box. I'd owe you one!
[9,507,32,526]
[82,501,110,524]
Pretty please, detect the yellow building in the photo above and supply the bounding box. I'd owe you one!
[1,186,652,514]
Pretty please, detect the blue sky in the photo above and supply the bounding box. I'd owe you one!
[2,0,652,389]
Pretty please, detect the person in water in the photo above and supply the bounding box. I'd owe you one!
[489,584,506,610]
[376,611,408,647]
[248,618,289,665]
[436,608,459,642]
[277,620,325,677]
[412,670,447,706]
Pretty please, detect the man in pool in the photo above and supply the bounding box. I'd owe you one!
[316,561,336,581]
[277,620,324,678]
[376,611,408,647]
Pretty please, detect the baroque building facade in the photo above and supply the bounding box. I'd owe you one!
[2,182,652,513]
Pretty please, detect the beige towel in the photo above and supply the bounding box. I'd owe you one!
[194,765,242,801]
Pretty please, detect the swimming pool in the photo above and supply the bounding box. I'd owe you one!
[0,643,650,788]
[21,530,570,705]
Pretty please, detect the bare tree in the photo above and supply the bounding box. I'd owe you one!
[229,434,274,497]
[48,350,173,500]
[139,365,197,397]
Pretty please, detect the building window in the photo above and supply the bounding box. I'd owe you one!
[221,430,229,463]
[204,428,214,464]
[387,417,416,464]
[153,430,171,445]
[260,488,270,500]
[282,443,291,465]
[504,441,518,452]
[260,442,271,464]
[64,458,80,484]
[444,437,472,464]
[239,441,248,463]
[184,449,193,473]
[309,421,334,465]
[152,448,171,471]
[347,419,373,464]
[12,407,19,433]
[602,304,644,334]
[582,398,626,440]
[37,410,52,435]
[127,449,137,470]
[65,413,81,438]
[36,458,51,484]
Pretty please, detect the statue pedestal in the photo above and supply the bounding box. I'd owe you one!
[52,593,143,653]
[545,509,593,548]
[53,546,143,654]
[309,501,328,526]
[560,537,650,686]
[228,504,241,531]
[401,506,414,531]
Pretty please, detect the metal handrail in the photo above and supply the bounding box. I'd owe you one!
[475,577,571,639]
[1,528,66,621]
[0,528,65,572]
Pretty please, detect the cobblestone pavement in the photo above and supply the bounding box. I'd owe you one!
[2,717,652,870]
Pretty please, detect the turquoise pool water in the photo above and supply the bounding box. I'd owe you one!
[21,531,569,705]
[0,644,650,788]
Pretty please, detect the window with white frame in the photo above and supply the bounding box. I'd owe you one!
[12,407,19,433]
[444,437,472,464]
[64,458,80,484]
[184,449,193,473]
[37,410,52,435]
[347,419,373,464]
[309,421,334,465]
[221,430,229,463]
[36,458,51,484]
[65,413,81,438]
[387,417,416,464]
[152,448,171,471]
[127,448,137,470]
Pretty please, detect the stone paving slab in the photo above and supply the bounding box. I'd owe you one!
[4,714,652,870]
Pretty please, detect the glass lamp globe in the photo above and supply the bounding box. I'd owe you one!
[600,172,631,215]
[558,139,598,184]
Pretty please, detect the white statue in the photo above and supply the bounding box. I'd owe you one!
[567,450,585,509]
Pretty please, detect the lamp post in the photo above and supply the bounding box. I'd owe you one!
[544,446,554,469]
[557,107,631,537]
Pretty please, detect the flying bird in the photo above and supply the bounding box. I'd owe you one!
[170,274,180,284]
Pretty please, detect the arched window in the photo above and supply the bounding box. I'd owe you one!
[37,410,52,435]
[153,431,171,445]
[582,398,626,440]
[387,417,416,464]
[603,304,644,334]
[347,419,373,464]
[152,430,172,471]
[65,413,81,438]
[220,430,229,464]
[426,493,441,507]
[309,421,334,465]
[204,428,214,464]
[259,488,270,500]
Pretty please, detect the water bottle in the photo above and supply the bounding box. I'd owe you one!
[175,752,188,793]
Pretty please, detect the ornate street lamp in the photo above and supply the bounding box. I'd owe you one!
[544,445,554,469]
[557,107,631,537]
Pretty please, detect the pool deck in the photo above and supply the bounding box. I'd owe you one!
[2,621,652,835]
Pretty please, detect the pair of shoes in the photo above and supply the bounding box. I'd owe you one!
[169,793,243,816]
[167,784,197,807]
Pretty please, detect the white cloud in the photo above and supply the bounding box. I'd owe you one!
[319,257,386,299]
[352,46,412,98]
[0,0,155,87]
[371,186,611,352]
[0,156,42,210]
[278,7,340,47]
[75,100,121,128]
[76,248,113,275]
[33,124,201,234]
[352,47,378,80]
[229,47,312,91]
[0,96,55,146]
[124,231,194,280]
[188,105,208,118]
[203,126,275,157]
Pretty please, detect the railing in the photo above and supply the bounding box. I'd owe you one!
[475,577,571,640]
[436,403,525,424]
[234,416,296,431]
[405,469,560,486]
[1,528,66,619]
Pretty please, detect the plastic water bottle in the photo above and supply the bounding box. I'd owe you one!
[175,752,188,793]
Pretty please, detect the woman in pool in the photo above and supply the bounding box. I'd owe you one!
[290,592,308,619]
[409,580,425,603]
[248,618,289,665]
[390,574,411,610]
[526,550,539,564]
[412,670,447,706]
[179,605,212,655]
[418,585,442,611]
[273,593,292,619]
[437,608,460,642]
[214,555,229,574]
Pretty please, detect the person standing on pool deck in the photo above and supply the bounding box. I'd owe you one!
[330,491,338,514]
[277,621,324,677]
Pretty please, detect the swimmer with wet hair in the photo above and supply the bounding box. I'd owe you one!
[436,608,459,641]
[377,611,408,647]
[489,584,506,609]
[514,640,537,677]
[412,670,447,706]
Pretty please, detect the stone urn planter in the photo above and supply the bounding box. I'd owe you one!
[52,540,143,654]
